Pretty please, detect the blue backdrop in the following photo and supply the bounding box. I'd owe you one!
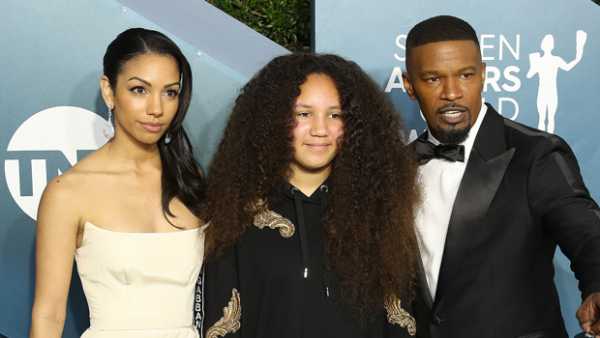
[3,1,599,337]
[315,0,600,336]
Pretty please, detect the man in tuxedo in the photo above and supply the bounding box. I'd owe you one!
[403,15,600,338]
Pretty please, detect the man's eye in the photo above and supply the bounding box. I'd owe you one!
[461,73,475,79]
[425,77,439,83]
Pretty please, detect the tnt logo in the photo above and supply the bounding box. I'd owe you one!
[4,106,111,220]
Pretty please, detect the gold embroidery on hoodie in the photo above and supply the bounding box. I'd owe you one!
[253,208,295,238]
[385,295,416,336]
[206,289,241,338]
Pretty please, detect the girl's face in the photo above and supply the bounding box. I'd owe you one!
[101,53,181,145]
[290,73,344,177]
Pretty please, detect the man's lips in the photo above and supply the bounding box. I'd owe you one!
[437,105,468,124]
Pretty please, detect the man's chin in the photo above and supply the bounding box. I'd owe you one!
[432,126,471,145]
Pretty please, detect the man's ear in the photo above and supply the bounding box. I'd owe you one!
[481,62,486,86]
[402,71,416,100]
[100,75,115,110]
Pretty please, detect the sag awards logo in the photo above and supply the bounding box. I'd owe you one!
[386,30,588,136]
[4,106,111,220]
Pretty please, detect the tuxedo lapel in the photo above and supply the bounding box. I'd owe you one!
[433,105,515,310]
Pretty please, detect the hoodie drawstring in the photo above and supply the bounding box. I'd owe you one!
[292,187,311,279]
[318,184,333,299]
[292,184,333,300]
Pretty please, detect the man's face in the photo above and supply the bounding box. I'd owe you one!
[403,40,485,144]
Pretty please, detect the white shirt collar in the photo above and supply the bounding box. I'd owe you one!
[426,102,487,163]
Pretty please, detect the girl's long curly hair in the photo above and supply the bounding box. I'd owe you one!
[205,53,420,322]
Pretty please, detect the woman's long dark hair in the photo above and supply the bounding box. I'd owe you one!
[205,53,420,323]
[103,28,205,218]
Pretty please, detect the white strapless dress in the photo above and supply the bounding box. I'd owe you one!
[75,222,204,338]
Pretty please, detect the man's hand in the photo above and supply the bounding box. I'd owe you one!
[577,292,600,337]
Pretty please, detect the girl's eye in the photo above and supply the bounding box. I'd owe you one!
[130,86,146,94]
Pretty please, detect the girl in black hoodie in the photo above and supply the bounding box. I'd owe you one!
[200,53,420,338]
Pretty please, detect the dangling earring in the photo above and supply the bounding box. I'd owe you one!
[164,132,172,145]
[103,105,115,139]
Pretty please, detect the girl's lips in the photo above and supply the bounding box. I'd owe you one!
[304,143,331,151]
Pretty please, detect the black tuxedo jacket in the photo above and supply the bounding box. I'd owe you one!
[412,104,600,338]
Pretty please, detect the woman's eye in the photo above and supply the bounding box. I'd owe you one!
[296,111,310,118]
[130,86,146,94]
[330,112,343,119]
[165,89,179,97]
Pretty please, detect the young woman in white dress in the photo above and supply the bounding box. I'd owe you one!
[29,28,206,338]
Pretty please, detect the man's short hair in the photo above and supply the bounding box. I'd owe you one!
[406,15,480,57]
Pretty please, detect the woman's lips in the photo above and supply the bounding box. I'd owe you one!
[140,122,163,133]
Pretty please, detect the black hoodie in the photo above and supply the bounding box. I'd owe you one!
[200,181,414,338]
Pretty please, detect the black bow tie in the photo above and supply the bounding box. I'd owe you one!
[414,138,465,164]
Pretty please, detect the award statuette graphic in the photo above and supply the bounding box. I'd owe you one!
[527,30,587,134]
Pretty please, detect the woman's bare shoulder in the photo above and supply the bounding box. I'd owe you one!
[41,146,110,205]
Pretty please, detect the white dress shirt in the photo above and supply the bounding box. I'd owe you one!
[415,102,487,299]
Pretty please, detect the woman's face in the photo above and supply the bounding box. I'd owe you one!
[290,73,344,177]
[101,53,181,145]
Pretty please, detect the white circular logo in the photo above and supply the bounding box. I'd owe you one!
[4,106,112,220]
